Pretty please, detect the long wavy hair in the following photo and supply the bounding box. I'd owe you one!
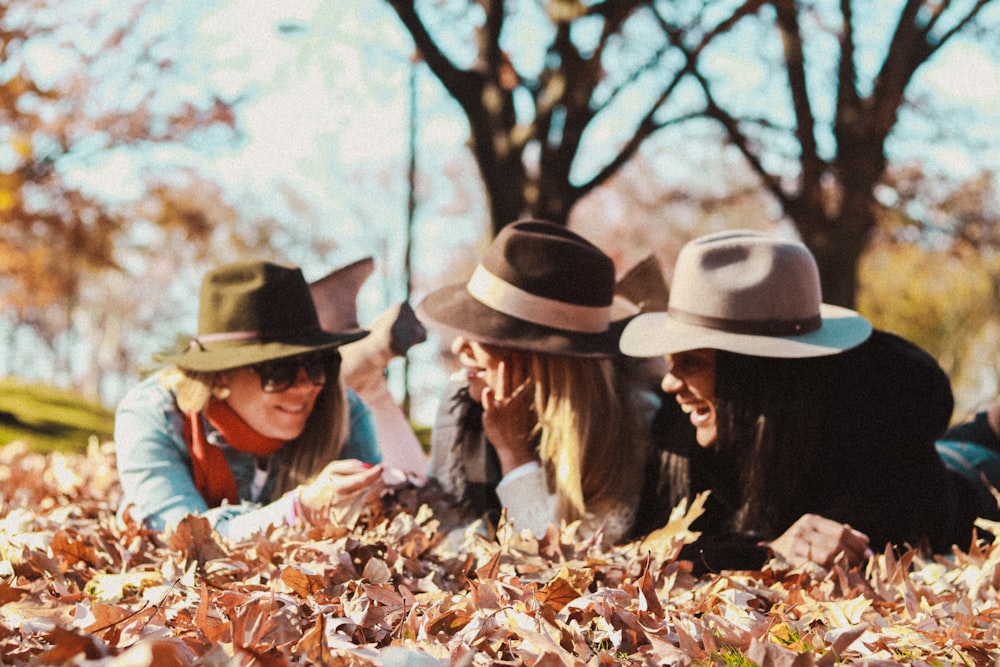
[164,357,349,499]
[711,350,835,539]
[527,352,650,525]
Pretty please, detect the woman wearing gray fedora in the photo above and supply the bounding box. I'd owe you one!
[417,220,655,545]
[114,261,384,540]
[622,230,994,573]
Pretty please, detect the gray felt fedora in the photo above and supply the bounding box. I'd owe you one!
[620,230,872,359]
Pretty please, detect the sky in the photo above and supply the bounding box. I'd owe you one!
[190,2,488,276]
[188,1,488,423]
[204,1,998,422]
[8,0,1000,419]
[907,40,1000,177]
[184,1,1000,203]
[188,1,1000,421]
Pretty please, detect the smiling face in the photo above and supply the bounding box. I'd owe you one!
[661,349,718,447]
[221,364,323,440]
[451,336,505,400]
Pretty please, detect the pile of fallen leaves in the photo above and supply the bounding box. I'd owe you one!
[2,441,1000,666]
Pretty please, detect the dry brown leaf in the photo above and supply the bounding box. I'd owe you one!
[474,548,502,581]
[537,566,592,612]
[280,565,326,597]
[35,627,103,664]
[105,639,196,667]
[0,581,28,605]
[166,515,228,567]
[84,570,164,603]
[2,445,1000,665]
[747,637,816,667]
[638,490,709,559]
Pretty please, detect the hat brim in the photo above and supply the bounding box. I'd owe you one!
[416,284,625,358]
[620,303,872,359]
[154,328,369,372]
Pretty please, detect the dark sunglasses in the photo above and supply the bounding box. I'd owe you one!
[251,352,341,393]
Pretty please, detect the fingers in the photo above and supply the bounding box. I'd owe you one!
[320,458,380,476]
[479,357,538,474]
[768,513,871,569]
[494,354,530,401]
[481,383,533,430]
[494,357,511,402]
[484,356,532,406]
[299,460,385,523]
[502,376,534,406]
[320,462,384,502]
[331,464,384,495]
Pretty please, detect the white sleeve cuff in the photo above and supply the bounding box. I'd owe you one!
[501,460,541,483]
[212,495,296,542]
[496,463,557,538]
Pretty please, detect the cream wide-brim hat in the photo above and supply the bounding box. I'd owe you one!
[619,230,872,359]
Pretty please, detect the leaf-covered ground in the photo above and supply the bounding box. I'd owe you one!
[1,441,999,666]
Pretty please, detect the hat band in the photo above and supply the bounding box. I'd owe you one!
[189,327,321,350]
[467,265,611,334]
[668,306,822,337]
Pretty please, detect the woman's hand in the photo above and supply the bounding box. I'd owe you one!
[297,459,384,525]
[765,513,872,569]
[480,354,538,475]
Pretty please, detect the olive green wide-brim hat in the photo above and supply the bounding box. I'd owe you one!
[155,261,368,372]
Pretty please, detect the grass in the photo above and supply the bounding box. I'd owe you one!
[693,648,760,667]
[0,377,114,454]
[0,376,429,456]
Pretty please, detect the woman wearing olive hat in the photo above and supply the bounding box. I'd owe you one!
[114,261,384,539]
[417,220,654,545]
[622,230,994,573]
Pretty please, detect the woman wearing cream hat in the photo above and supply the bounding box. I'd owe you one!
[623,230,990,573]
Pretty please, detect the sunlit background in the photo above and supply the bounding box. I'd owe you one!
[2,0,999,428]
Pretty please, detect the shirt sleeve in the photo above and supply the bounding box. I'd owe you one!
[114,376,210,532]
[943,412,1000,452]
[115,376,295,540]
[210,493,299,542]
[495,462,558,537]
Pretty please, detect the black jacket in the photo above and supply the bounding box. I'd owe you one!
[636,330,983,575]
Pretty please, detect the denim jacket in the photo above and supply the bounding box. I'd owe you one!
[114,372,380,540]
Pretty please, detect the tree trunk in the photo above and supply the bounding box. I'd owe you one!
[804,220,868,310]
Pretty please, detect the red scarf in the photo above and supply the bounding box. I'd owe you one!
[184,399,287,507]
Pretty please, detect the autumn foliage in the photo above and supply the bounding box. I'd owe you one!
[1,440,1000,666]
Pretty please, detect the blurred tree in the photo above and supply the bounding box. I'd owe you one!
[383,0,706,233]
[383,0,998,307]
[682,0,999,307]
[0,0,237,397]
[71,171,251,400]
[858,167,1000,418]
[570,140,775,277]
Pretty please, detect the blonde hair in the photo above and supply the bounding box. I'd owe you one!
[162,364,349,499]
[528,353,648,524]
